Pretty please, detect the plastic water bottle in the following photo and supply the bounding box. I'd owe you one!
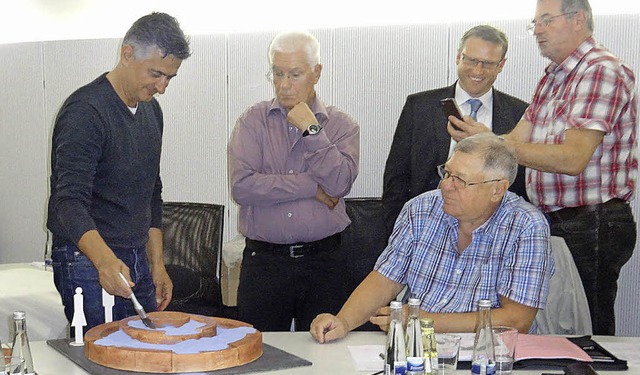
[471,299,496,375]
[420,317,437,375]
[385,301,407,375]
[405,298,424,375]
[12,311,35,374]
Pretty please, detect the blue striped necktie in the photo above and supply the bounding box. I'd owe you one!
[467,99,482,120]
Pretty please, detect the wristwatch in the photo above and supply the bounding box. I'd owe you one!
[302,123,322,137]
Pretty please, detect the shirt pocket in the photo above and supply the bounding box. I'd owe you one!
[541,99,570,140]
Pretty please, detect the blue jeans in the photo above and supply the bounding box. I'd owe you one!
[548,199,636,335]
[52,244,157,334]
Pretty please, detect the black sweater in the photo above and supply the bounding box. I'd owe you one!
[47,73,164,249]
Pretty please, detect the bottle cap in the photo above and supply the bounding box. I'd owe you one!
[13,311,26,319]
[420,317,434,327]
[390,301,402,309]
[408,297,420,306]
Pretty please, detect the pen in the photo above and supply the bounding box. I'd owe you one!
[591,356,615,362]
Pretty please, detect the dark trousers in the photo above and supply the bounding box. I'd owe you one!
[237,233,347,332]
[548,199,636,335]
[51,244,157,334]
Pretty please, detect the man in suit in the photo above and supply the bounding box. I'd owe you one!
[383,25,528,234]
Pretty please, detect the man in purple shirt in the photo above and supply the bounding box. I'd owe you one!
[228,30,360,331]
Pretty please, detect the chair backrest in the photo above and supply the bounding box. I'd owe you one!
[342,198,388,285]
[162,202,224,316]
[340,198,389,330]
[535,236,593,335]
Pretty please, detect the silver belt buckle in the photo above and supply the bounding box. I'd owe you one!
[289,244,305,258]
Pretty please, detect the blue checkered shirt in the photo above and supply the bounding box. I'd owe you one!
[375,190,554,312]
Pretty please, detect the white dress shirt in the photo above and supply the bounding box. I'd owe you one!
[448,82,494,157]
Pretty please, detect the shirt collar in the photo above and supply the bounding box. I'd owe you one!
[545,36,596,75]
[454,81,493,110]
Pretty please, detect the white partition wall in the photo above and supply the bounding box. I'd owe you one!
[1,15,639,335]
[0,42,47,264]
[333,24,452,195]
[158,34,228,205]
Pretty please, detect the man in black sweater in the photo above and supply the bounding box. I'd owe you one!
[47,12,191,331]
[382,25,528,235]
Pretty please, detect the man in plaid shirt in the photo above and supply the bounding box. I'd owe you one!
[449,0,637,335]
[310,134,554,343]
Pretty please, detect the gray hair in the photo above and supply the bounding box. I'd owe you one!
[454,133,518,185]
[123,12,191,60]
[458,25,509,60]
[268,31,320,67]
[560,0,594,32]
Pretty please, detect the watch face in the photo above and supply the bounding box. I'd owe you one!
[308,124,321,135]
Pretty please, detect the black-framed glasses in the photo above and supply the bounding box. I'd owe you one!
[527,12,577,35]
[460,53,503,70]
[437,164,502,189]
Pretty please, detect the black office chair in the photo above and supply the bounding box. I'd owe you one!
[162,202,225,317]
[341,197,389,331]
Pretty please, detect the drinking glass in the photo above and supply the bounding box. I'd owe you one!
[1,356,24,375]
[493,326,518,375]
[435,334,462,375]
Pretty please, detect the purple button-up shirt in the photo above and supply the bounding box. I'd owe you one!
[229,96,359,244]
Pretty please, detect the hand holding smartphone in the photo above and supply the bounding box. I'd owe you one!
[439,98,463,130]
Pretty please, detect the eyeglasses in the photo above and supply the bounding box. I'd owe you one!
[460,53,503,70]
[437,164,502,189]
[266,69,308,83]
[527,12,577,35]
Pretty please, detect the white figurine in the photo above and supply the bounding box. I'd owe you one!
[102,288,115,323]
[70,287,87,346]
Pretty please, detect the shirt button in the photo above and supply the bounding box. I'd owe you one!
[287,213,292,218]
[440,298,447,304]
[455,269,462,274]
[288,170,294,174]
[289,126,293,131]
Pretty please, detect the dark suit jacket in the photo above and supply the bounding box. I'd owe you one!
[382,83,529,234]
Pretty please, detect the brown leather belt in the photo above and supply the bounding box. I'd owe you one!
[245,232,341,258]
[548,198,627,222]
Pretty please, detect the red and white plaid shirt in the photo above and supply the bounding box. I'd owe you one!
[524,37,637,212]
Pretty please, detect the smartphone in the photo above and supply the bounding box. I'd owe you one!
[439,98,463,130]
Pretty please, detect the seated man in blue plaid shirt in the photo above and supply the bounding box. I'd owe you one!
[311,133,555,343]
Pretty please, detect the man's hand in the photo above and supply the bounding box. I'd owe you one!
[78,230,133,298]
[146,228,173,310]
[287,102,318,132]
[96,256,134,298]
[151,265,173,311]
[369,305,392,332]
[310,313,350,344]
[316,186,339,209]
[447,115,493,142]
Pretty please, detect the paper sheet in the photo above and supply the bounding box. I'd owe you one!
[348,344,384,371]
[515,334,593,361]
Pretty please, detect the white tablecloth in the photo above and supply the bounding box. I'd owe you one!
[0,263,68,342]
[28,332,640,375]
